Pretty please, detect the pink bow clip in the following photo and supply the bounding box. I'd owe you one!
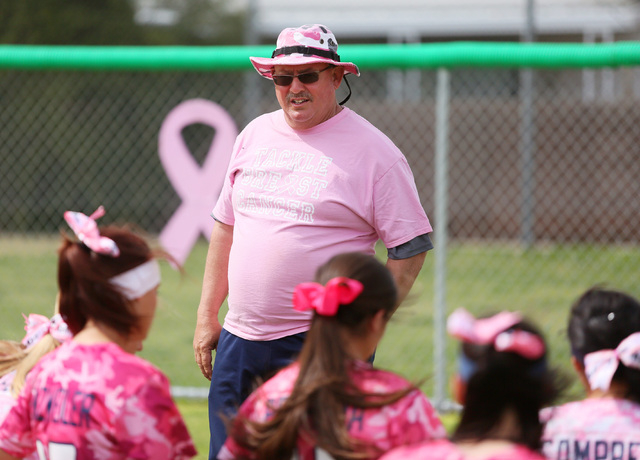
[22,313,73,350]
[584,332,640,392]
[493,329,546,360]
[447,307,545,360]
[293,277,364,317]
[63,206,120,257]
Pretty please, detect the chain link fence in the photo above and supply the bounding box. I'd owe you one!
[1,45,639,406]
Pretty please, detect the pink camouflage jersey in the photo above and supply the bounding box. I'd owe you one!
[0,370,38,460]
[0,370,16,424]
[218,360,446,460]
[0,341,197,460]
[541,398,640,460]
[379,439,547,460]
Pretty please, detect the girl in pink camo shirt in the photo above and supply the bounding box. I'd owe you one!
[219,252,445,460]
[540,288,640,460]
[0,308,73,429]
[381,308,563,460]
[0,207,197,460]
[0,311,72,460]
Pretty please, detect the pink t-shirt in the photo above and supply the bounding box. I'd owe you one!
[218,360,446,460]
[213,107,432,340]
[0,341,197,460]
[541,398,640,460]
[380,439,547,460]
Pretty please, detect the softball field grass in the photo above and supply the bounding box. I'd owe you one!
[3,236,639,458]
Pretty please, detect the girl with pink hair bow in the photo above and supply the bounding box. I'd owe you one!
[0,304,72,460]
[0,207,196,460]
[219,252,445,460]
[541,287,640,460]
[0,303,72,419]
[382,307,563,460]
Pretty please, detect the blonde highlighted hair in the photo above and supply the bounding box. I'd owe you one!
[0,340,25,375]
[1,298,65,397]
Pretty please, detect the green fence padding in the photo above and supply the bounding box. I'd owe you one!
[0,41,639,71]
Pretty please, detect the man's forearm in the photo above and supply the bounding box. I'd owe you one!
[194,221,234,379]
[386,251,427,307]
[198,221,233,318]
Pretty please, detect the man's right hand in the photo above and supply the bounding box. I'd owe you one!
[193,316,223,381]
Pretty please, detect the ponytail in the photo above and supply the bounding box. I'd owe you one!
[228,252,413,459]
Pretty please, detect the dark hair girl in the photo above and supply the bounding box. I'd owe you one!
[541,287,640,460]
[382,308,561,460]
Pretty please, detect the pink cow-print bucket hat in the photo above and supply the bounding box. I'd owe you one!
[250,24,360,79]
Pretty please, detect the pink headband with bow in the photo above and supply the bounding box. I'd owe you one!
[64,206,120,257]
[293,277,363,317]
[22,313,73,350]
[584,332,640,391]
[447,307,545,360]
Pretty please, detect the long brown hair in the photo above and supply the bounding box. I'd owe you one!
[57,225,155,336]
[228,252,417,459]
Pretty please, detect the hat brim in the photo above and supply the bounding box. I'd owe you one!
[249,55,360,79]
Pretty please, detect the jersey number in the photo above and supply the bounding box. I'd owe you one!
[292,447,334,460]
[36,440,77,460]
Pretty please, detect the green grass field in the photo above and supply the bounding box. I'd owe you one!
[2,236,639,459]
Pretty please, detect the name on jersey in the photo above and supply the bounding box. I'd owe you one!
[32,386,95,428]
[543,439,640,460]
[264,397,366,434]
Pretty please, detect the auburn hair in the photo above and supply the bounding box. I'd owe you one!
[57,225,156,336]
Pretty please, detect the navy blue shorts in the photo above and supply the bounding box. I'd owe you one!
[208,328,306,459]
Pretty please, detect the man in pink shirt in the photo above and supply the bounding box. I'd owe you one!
[192,24,433,459]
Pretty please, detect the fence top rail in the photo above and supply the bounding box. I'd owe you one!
[0,41,639,71]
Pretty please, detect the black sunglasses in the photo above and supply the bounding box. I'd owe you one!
[272,66,333,86]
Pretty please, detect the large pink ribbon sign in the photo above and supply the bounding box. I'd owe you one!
[159,99,237,265]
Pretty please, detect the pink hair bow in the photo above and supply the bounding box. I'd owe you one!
[447,307,545,360]
[584,332,640,392]
[293,277,364,317]
[22,313,73,350]
[63,206,120,257]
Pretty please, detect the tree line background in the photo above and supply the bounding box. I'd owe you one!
[0,0,246,46]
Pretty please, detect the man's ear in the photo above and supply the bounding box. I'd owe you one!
[332,67,345,88]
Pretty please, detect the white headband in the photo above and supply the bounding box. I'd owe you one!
[110,259,161,300]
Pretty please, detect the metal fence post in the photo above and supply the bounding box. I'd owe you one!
[520,0,536,247]
[433,67,450,411]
